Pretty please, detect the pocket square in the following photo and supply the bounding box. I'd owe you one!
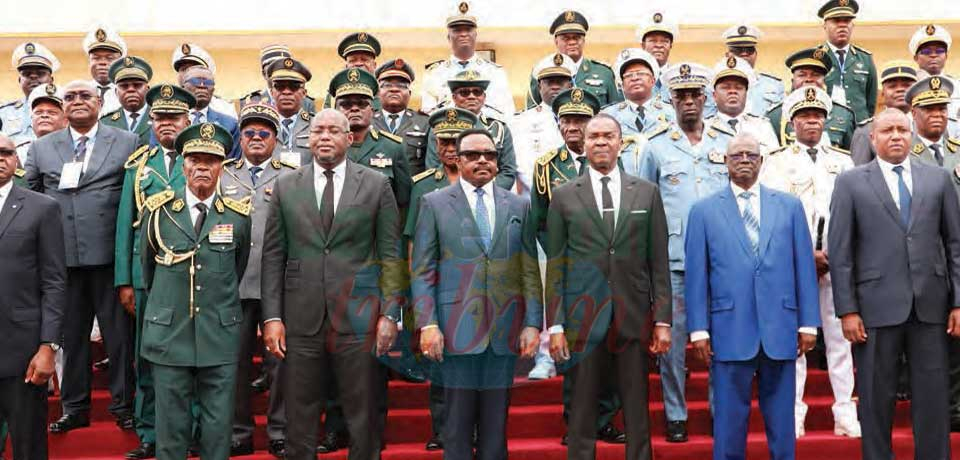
[630,210,648,214]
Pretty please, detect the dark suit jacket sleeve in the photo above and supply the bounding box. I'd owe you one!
[37,197,66,344]
[850,125,874,166]
[865,65,878,122]
[828,171,858,316]
[683,201,710,334]
[260,179,287,322]
[410,194,440,329]
[649,185,672,325]
[23,142,42,193]
[938,169,960,307]
[520,200,544,329]
[139,209,158,292]
[543,190,567,329]
[375,174,406,318]
[392,144,413,210]
[791,198,821,328]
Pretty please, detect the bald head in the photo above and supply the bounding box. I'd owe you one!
[311,108,350,131]
[308,108,354,168]
[728,132,761,156]
[871,108,912,164]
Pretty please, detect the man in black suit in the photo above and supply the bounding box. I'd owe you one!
[24,80,140,433]
[260,109,407,460]
[545,114,672,460]
[0,133,66,460]
[829,108,960,459]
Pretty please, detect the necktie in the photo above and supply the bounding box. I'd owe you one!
[166,150,178,176]
[281,118,294,148]
[634,106,646,133]
[193,202,208,236]
[388,114,399,133]
[728,118,739,132]
[807,147,819,163]
[600,176,616,239]
[931,144,944,167]
[837,50,846,70]
[129,112,139,131]
[739,191,760,256]
[98,85,109,98]
[192,111,203,125]
[74,135,89,162]
[474,188,492,251]
[575,156,588,176]
[458,60,469,69]
[320,169,335,234]
[893,165,911,226]
[250,166,262,186]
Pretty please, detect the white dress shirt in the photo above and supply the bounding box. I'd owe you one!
[459,178,496,231]
[69,123,99,172]
[125,107,147,131]
[190,107,210,124]
[381,110,404,130]
[0,180,12,215]
[876,156,913,209]
[689,181,816,342]
[313,159,347,214]
[588,165,621,227]
[184,187,216,228]
[161,148,177,175]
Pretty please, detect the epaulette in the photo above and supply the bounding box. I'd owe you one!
[379,130,403,143]
[412,168,437,183]
[833,101,853,112]
[299,111,312,122]
[765,102,783,116]
[279,160,299,169]
[536,149,559,166]
[221,196,251,216]
[271,158,297,170]
[767,145,790,156]
[588,59,613,71]
[222,158,241,168]
[124,145,152,169]
[144,189,175,212]
[601,101,627,111]
[0,99,23,109]
[759,72,782,81]
[947,137,960,153]
[14,168,25,178]
[15,140,30,148]
[852,44,872,55]
[370,129,379,140]
[425,60,444,70]
[476,56,502,68]
[621,135,640,148]
[857,117,874,127]
[101,109,122,122]
[646,123,670,140]
[304,94,316,101]
[827,145,851,155]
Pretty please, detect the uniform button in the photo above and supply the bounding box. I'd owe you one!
[609,249,615,255]
[195,286,202,291]
[324,248,331,255]
[195,308,200,313]
[694,159,700,164]
[196,264,202,270]
[152,316,158,321]
[696,178,702,183]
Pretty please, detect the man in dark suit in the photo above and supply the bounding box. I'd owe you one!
[685,133,821,460]
[545,114,672,460]
[24,80,139,434]
[0,134,66,460]
[412,128,542,460]
[260,109,407,460]
[181,66,241,159]
[829,108,960,460]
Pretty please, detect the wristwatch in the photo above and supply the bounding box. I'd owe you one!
[43,342,61,352]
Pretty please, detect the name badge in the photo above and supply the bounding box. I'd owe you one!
[830,84,847,106]
[584,78,603,86]
[280,150,301,168]
[208,224,234,244]
[58,161,84,190]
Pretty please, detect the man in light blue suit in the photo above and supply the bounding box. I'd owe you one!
[181,66,241,159]
[684,133,820,460]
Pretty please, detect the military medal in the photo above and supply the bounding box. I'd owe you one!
[670,131,681,141]
[209,224,234,244]
[708,150,725,164]
[370,153,393,167]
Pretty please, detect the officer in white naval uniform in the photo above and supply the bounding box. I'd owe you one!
[721,23,785,117]
[910,24,960,127]
[759,86,860,439]
[0,42,59,156]
[82,25,126,116]
[705,56,780,154]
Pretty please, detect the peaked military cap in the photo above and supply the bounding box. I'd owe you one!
[722,24,761,48]
[260,44,292,68]
[175,122,234,158]
[267,57,312,83]
[906,76,955,108]
[785,47,833,74]
[550,10,588,36]
[238,102,281,132]
[146,84,196,115]
[818,0,858,20]
[376,59,416,82]
[533,53,576,81]
[447,69,490,91]
[338,32,382,58]
[109,56,153,83]
[552,87,600,118]
[28,83,63,109]
[909,24,952,55]
[11,42,60,72]
[879,60,918,84]
[429,107,478,139]
[328,67,378,99]
[447,1,478,28]
[663,62,712,90]
[785,86,832,119]
[83,25,126,55]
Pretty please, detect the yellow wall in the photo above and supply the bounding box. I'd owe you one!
[2,20,958,109]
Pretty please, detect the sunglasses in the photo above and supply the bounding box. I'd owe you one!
[918,46,947,56]
[727,152,761,161]
[337,99,372,109]
[272,81,303,92]
[454,88,485,98]
[622,70,654,81]
[63,92,96,102]
[185,77,215,87]
[0,148,16,156]
[459,149,498,162]
[729,47,757,56]
[242,129,273,139]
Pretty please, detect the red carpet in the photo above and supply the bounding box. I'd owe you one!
[27,350,960,459]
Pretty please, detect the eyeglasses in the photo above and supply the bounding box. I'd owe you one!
[63,92,96,102]
[622,70,653,81]
[727,152,761,161]
[459,149,498,161]
[0,148,16,156]
[379,81,410,90]
[454,88,485,98]
[918,46,948,56]
[272,81,303,92]
[185,77,215,87]
[336,99,371,109]
[242,129,273,139]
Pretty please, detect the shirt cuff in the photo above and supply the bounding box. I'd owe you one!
[420,324,439,332]
[798,327,818,336]
[264,318,282,323]
[655,322,671,328]
[690,330,710,342]
[548,325,564,334]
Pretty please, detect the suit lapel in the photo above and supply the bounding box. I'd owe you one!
[489,186,510,251]
[0,186,25,239]
[56,130,74,165]
[447,183,485,253]
[908,161,926,231]
[612,176,640,243]
[757,186,779,259]
[719,187,755,258]
[866,161,906,231]
[328,162,361,240]
[573,174,607,238]
[81,127,115,185]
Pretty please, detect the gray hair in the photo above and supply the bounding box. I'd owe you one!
[727,132,761,154]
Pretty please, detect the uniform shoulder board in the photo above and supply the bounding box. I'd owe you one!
[621,135,640,147]
[11,99,23,109]
[279,160,299,169]
[124,145,152,169]
[222,157,240,167]
[412,168,437,183]
[853,45,872,55]
[300,111,312,121]
[600,101,626,111]
[646,123,670,140]
[221,196,251,216]
[827,145,851,155]
[15,140,30,148]
[379,130,403,143]
[144,189,175,212]
[759,72,782,81]
[535,149,559,166]
[14,168,25,178]
[767,145,790,156]
[304,94,316,101]
[425,60,444,70]
[270,158,286,170]
[765,102,782,116]
[0,99,17,108]
[589,59,613,71]
[857,116,874,127]
[101,109,121,121]
[947,137,960,152]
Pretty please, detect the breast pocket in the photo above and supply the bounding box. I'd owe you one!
[406,134,426,161]
[207,243,236,273]
[660,162,688,196]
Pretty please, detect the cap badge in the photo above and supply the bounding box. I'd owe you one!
[395,58,405,69]
[25,43,35,54]
[458,1,469,13]
[347,68,360,82]
[124,57,133,67]
[447,109,458,121]
[160,85,173,98]
[571,88,584,102]
[679,63,691,76]
[181,43,191,55]
[926,24,937,36]
[45,84,56,96]
[653,12,663,23]
[553,54,564,66]
[358,32,368,43]
[838,0,849,7]
[565,11,576,22]
[200,123,215,139]
[813,48,825,60]
[95,28,107,42]
[284,58,294,69]
[931,77,942,90]
[726,57,737,68]
[737,25,748,35]
[805,87,817,102]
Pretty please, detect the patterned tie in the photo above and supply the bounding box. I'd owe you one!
[634,106,646,133]
[250,166,262,186]
[728,118,739,132]
[893,165,911,226]
[129,112,139,131]
[281,118,294,148]
[74,135,89,162]
[193,202,208,236]
[192,111,204,125]
[807,148,819,163]
[320,169,335,234]
[474,188,492,251]
[931,144,944,167]
[388,113,399,133]
[600,176,615,239]
[739,191,760,256]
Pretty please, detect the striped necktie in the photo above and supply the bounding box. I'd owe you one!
[739,191,760,256]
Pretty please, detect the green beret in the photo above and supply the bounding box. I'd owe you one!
[109,56,152,83]
[175,122,234,158]
[146,84,195,115]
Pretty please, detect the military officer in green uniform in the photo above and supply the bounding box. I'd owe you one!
[818,0,877,123]
[330,67,412,209]
[263,57,314,168]
[322,32,383,111]
[140,122,251,460]
[373,59,430,176]
[235,45,317,115]
[524,10,622,109]
[530,88,627,446]
[114,83,196,459]
[100,56,153,146]
[424,69,518,190]
[767,47,857,149]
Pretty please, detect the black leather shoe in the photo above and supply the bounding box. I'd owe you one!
[425,433,443,450]
[93,357,110,371]
[268,439,286,458]
[951,419,960,433]
[250,371,270,394]
[560,432,568,445]
[597,423,626,444]
[49,413,90,433]
[401,367,427,383]
[896,389,911,401]
[316,431,347,453]
[124,443,155,459]
[665,420,688,443]
[115,413,136,431]
[230,441,254,456]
